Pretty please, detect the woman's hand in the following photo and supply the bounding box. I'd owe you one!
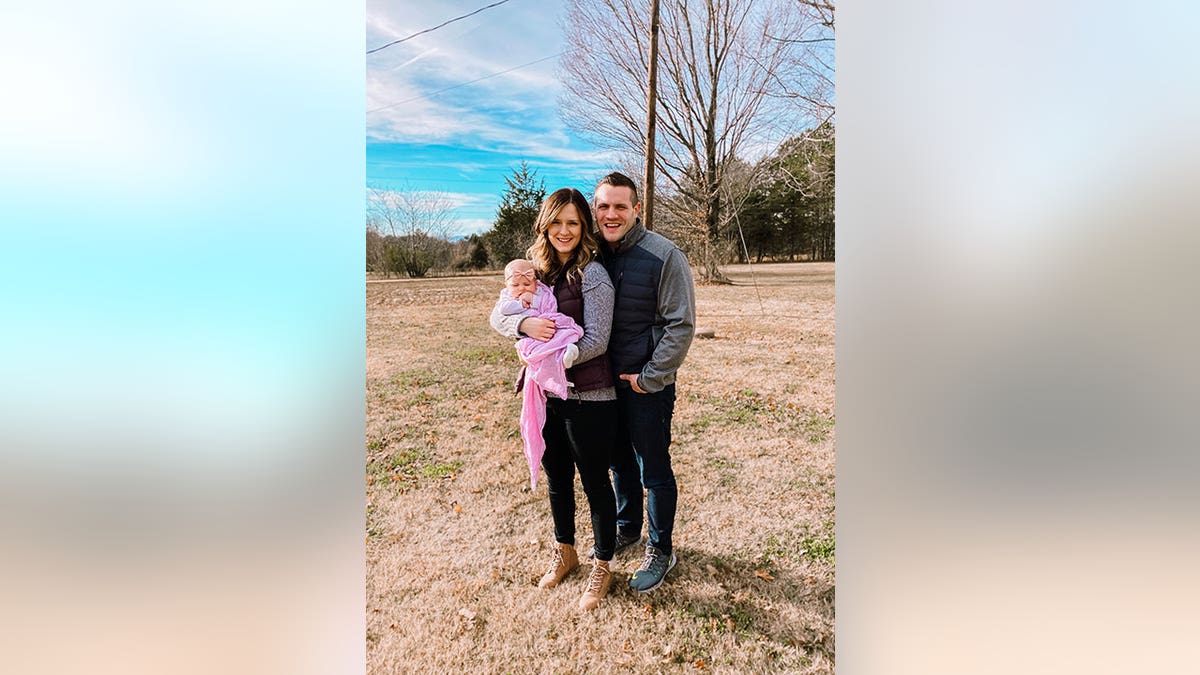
[519,317,556,342]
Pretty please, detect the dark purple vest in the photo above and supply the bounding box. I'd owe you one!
[554,272,613,392]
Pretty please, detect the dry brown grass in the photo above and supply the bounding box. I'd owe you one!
[366,261,835,673]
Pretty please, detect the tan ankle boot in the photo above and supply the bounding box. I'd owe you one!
[538,543,579,589]
[578,560,612,610]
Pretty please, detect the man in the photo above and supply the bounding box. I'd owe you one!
[593,172,696,592]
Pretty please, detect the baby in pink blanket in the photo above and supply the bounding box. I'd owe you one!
[495,259,584,487]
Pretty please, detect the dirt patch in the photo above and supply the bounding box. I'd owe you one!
[366,261,835,673]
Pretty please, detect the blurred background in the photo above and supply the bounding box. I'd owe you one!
[0,0,364,672]
[839,1,1200,672]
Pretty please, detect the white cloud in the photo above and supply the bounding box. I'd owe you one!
[367,187,490,210]
[450,218,495,237]
[366,1,575,148]
[367,186,494,238]
[367,89,614,171]
[366,1,562,91]
[365,1,626,236]
[390,47,439,72]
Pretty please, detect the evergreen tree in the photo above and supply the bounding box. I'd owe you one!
[466,233,490,269]
[739,124,835,262]
[483,162,546,265]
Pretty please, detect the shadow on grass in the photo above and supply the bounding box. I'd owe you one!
[602,544,835,662]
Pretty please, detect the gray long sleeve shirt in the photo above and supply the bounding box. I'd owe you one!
[489,261,616,401]
[641,245,696,393]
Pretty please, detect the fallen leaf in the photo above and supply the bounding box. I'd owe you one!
[471,489,483,494]
[754,569,775,581]
[694,659,705,669]
[452,501,462,514]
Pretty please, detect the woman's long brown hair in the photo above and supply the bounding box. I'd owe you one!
[526,187,599,287]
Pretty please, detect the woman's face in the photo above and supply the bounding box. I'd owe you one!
[547,203,583,262]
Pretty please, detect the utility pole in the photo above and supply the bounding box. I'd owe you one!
[642,0,661,231]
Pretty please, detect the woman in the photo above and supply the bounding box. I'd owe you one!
[489,187,617,612]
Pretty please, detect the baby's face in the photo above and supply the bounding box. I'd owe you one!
[505,266,536,298]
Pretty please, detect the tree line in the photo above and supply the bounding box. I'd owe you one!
[365,162,547,279]
[366,129,831,280]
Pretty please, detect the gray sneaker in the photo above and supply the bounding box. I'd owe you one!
[629,545,677,592]
[613,529,643,555]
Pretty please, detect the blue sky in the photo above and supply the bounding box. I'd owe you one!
[366,0,619,238]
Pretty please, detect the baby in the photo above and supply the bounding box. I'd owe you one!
[494,259,585,488]
[496,259,580,369]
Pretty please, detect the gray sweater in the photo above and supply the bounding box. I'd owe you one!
[489,261,616,402]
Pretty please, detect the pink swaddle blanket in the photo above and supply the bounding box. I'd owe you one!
[516,283,583,488]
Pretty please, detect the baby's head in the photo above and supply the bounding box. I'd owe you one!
[504,259,537,299]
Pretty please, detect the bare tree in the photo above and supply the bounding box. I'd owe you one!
[560,0,808,280]
[773,0,834,193]
[367,186,456,278]
[774,1,834,119]
[366,227,388,277]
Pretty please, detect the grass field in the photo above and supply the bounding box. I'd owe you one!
[366,261,835,673]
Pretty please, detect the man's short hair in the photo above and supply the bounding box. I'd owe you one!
[596,172,640,205]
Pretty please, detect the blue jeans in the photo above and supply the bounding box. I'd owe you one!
[611,384,677,554]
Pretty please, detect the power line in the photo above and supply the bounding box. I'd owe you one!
[367,0,515,55]
[366,52,560,114]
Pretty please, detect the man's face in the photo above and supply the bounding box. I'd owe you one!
[594,184,641,244]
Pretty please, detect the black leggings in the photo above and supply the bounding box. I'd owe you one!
[540,397,618,561]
